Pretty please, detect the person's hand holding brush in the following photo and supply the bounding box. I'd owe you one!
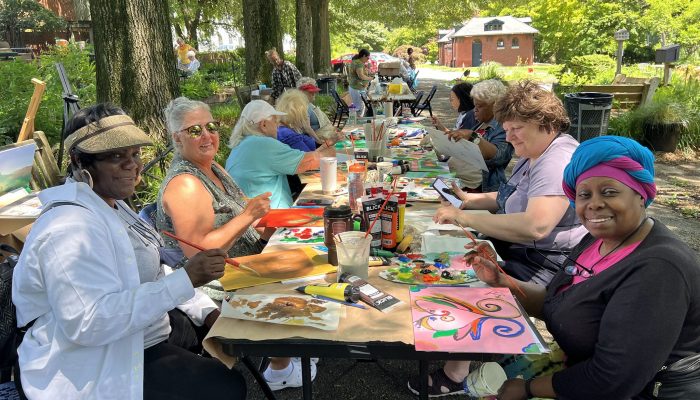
[184,249,227,287]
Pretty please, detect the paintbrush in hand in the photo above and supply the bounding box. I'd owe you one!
[162,231,261,276]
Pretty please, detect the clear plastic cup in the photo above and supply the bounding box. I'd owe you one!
[333,231,372,281]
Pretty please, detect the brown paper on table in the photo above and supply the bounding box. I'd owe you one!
[220,247,336,290]
[204,268,415,368]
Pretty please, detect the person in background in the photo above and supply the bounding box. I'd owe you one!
[406,47,416,70]
[433,79,513,192]
[12,104,246,399]
[157,97,270,301]
[175,38,194,68]
[296,77,337,142]
[181,50,200,76]
[471,136,700,400]
[407,81,587,397]
[226,100,336,209]
[265,47,302,103]
[347,49,373,116]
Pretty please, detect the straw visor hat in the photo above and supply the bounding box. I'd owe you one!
[64,115,154,154]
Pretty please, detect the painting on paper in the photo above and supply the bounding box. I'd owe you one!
[266,227,325,246]
[255,208,325,228]
[0,142,36,196]
[220,247,335,290]
[410,286,548,354]
[222,294,341,331]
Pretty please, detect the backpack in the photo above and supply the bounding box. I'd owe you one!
[0,243,19,381]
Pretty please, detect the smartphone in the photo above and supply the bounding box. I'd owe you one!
[431,178,462,208]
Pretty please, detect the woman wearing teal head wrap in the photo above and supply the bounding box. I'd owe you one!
[465,135,700,400]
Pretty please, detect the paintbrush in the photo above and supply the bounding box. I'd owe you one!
[162,231,261,277]
[454,222,526,298]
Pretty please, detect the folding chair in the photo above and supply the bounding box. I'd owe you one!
[412,85,437,117]
[408,91,425,117]
[360,92,374,117]
[330,89,350,128]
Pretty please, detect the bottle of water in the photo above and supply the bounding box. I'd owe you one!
[348,105,357,125]
[347,162,366,214]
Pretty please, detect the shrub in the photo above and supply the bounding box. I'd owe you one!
[477,61,504,81]
[391,45,426,64]
[558,54,616,85]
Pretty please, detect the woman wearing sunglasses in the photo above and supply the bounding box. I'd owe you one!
[157,97,271,300]
[469,136,700,400]
[13,104,246,399]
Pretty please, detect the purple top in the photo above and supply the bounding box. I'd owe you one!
[277,126,317,152]
[504,134,587,251]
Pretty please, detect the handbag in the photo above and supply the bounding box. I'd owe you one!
[649,354,700,398]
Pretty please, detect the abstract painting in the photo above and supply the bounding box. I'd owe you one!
[410,286,548,354]
[266,227,325,246]
[221,294,341,331]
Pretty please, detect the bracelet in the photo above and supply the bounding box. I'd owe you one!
[524,378,534,399]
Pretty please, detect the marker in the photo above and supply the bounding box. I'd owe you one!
[311,294,368,309]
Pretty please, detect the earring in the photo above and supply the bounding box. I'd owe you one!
[78,168,94,189]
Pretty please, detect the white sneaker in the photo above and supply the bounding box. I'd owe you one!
[265,358,317,391]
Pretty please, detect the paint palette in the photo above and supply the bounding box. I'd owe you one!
[379,256,479,286]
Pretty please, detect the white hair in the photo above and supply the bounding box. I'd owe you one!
[186,50,196,58]
[471,79,507,105]
[163,97,211,152]
[296,77,317,89]
[228,117,266,149]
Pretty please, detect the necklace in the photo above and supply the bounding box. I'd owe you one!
[565,217,649,278]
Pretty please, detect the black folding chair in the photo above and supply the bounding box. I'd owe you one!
[408,91,425,117]
[360,92,374,117]
[412,85,437,117]
[330,89,350,128]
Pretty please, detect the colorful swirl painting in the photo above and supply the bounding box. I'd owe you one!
[409,286,548,354]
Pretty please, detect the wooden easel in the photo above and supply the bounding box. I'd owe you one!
[17,78,46,142]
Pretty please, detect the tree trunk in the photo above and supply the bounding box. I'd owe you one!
[295,0,314,77]
[90,0,179,141]
[242,0,283,85]
[311,0,330,75]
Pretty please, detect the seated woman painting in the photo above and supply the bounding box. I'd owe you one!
[276,89,321,151]
[465,136,700,400]
[226,100,336,209]
[156,97,271,301]
[12,104,246,399]
[296,77,337,142]
[432,80,514,192]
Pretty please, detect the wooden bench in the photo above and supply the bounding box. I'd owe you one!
[555,74,660,109]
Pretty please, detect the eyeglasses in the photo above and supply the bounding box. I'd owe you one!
[180,121,221,138]
[532,241,595,279]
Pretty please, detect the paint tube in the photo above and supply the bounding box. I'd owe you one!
[359,194,384,248]
[380,192,399,250]
[295,283,360,302]
[339,272,403,313]
[369,256,390,266]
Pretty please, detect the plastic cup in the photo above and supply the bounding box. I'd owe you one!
[320,157,338,194]
[376,161,393,181]
[334,231,371,281]
[383,102,393,118]
[464,362,507,397]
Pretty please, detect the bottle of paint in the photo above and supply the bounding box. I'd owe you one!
[323,205,353,265]
[347,162,366,214]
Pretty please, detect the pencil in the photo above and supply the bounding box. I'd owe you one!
[162,231,261,277]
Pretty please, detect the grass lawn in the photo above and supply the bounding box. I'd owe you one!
[419,63,562,83]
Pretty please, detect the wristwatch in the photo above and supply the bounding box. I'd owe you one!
[469,132,481,145]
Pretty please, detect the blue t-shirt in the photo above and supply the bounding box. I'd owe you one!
[277,126,317,152]
[226,135,305,209]
[308,104,320,131]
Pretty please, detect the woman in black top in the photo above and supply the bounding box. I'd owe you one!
[468,136,700,399]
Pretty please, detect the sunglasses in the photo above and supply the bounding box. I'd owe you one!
[180,121,221,138]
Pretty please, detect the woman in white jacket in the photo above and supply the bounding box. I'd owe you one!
[12,104,246,399]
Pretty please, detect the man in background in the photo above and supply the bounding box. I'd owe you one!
[265,47,302,103]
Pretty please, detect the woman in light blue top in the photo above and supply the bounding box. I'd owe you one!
[226,100,336,209]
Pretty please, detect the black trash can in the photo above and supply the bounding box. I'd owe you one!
[316,77,337,95]
[564,92,614,142]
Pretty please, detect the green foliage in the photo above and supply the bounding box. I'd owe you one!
[180,73,221,100]
[558,54,616,85]
[0,45,96,145]
[477,61,504,81]
[424,40,438,63]
[0,0,66,45]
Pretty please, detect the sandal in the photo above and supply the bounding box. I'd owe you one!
[407,368,465,397]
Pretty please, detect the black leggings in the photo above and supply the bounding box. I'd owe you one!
[144,341,246,400]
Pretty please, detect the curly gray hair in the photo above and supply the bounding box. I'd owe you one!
[163,97,211,153]
[296,77,317,89]
[470,79,507,105]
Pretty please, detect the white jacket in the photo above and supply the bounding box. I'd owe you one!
[12,182,199,399]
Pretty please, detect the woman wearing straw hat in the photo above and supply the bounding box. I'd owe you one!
[472,136,700,399]
[226,100,336,209]
[157,97,271,301]
[12,104,246,399]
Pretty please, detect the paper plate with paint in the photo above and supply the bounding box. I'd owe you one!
[222,294,341,331]
[379,255,480,286]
